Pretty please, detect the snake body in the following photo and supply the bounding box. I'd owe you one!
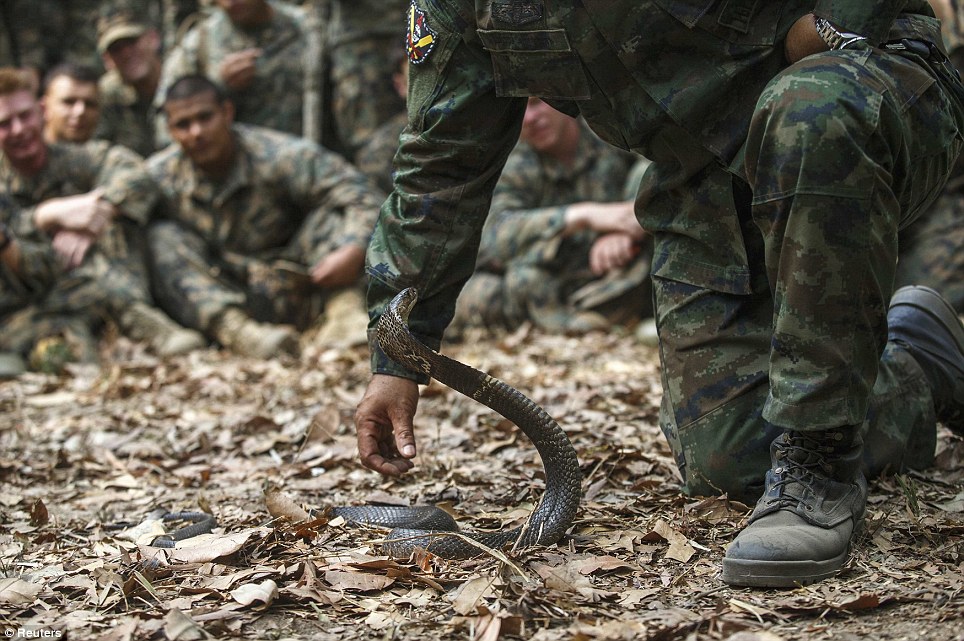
[334,287,582,559]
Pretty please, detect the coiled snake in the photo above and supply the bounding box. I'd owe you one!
[330,287,582,560]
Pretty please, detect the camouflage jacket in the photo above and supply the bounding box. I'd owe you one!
[155,0,309,140]
[96,71,159,159]
[354,111,407,195]
[0,141,158,240]
[366,0,943,378]
[478,120,635,272]
[146,124,383,264]
[327,0,410,46]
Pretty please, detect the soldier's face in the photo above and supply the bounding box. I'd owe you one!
[165,92,236,173]
[215,0,270,27]
[520,97,576,156]
[0,90,46,165]
[104,32,159,84]
[42,76,101,143]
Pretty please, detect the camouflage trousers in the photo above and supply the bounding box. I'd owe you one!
[657,48,964,502]
[895,181,964,313]
[0,267,109,362]
[451,236,653,336]
[0,221,152,362]
[147,217,346,333]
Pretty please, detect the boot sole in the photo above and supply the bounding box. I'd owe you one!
[721,548,849,588]
[890,286,964,355]
[891,285,964,431]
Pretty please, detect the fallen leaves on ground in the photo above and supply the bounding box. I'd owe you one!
[0,327,961,640]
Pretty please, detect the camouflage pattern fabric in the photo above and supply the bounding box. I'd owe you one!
[326,0,408,158]
[893,8,964,314]
[0,140,159,318]
[0,1,103,73]
[96,70,160,159]
[894,172,964,313]
[449,120,649,334]
[0,198,109,364]
[154,1,310,145]
[355,111,407,195]
[146,123,384,332]
[364,0,964,501]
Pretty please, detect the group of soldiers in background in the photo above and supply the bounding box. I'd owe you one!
[0,0,962,378]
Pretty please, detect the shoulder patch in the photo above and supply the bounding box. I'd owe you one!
[406,1,437,65]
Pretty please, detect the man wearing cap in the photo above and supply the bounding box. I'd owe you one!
[96,10,165,158]
[153,0,312,147]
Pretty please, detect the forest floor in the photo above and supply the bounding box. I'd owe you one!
[0,323,961,641]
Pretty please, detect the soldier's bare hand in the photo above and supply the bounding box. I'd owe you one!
[589,232,639,275]
[564,201,645,239]
[34,189,114,236]
[354,374,420,476]
[310,244,365,288]
[52,230,95,269]
[219,49,262,90]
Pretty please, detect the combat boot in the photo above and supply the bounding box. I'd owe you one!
[119,302,207,357]
[722,426,866,587]
[887,285,964,434]
[0,352,25,379]
[212,307,299,359]
[310,287,369,350]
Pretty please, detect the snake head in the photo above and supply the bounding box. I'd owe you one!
[391,287,419,323]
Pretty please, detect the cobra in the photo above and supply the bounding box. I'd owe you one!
[326,287,583,560]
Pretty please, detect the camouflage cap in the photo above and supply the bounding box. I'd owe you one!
[97,11,148,54]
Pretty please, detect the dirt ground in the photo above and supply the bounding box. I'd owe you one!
[0,324,961,641]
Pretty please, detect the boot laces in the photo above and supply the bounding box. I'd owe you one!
[765,431,842,512]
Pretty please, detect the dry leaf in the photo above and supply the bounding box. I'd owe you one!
[264,487,311,522]
[229,579,279,608]
[449,576,498,615]
[163,609,205,641]
[0,577,42,605]
[651,519,696,563]
[325,569,395,592]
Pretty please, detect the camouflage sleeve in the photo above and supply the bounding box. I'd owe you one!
[96,145,160,225]
[286,141,385,264]
[476,144,568,271]
[365,0,526,380]
[813,1,916,43]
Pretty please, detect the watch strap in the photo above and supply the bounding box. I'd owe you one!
[814,16,868,50]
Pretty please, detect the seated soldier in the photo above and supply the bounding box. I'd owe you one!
[450,97,653,336]
[41,63,102,145]
[146,74,384,359]
[0,196,113,377]
[95,8,165,158]
[0,67,205,361]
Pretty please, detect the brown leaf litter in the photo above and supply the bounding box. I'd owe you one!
[0,328,960,640]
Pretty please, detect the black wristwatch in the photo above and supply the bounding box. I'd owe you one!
[0,222,11,253]
[814,16,868,50]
